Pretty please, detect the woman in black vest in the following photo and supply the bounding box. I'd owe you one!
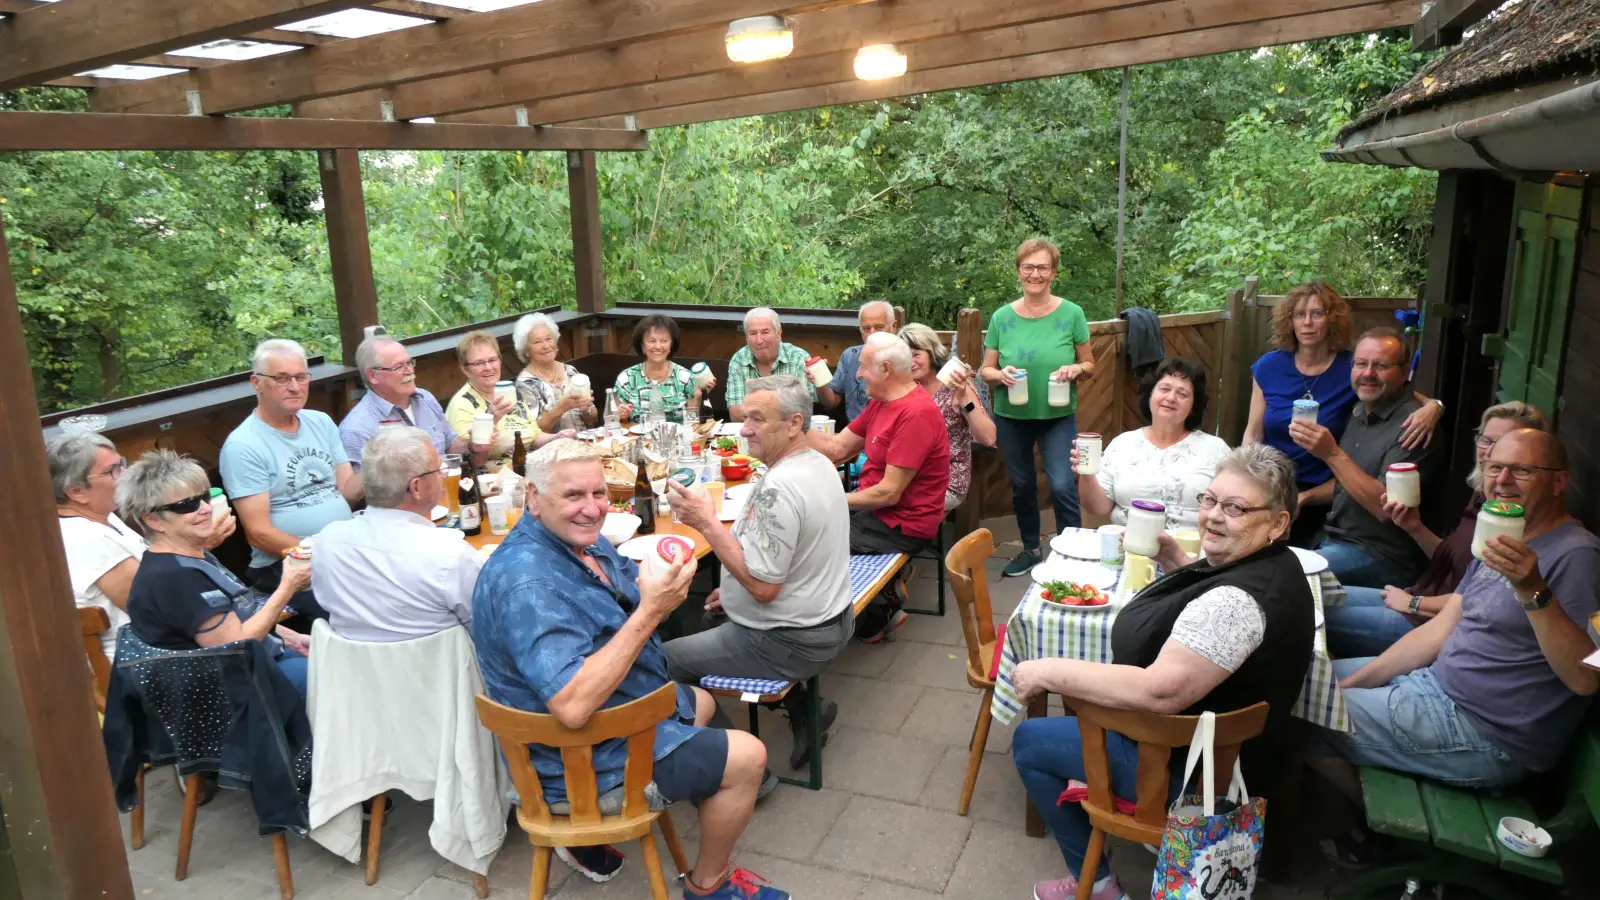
[1011,444,1314,900]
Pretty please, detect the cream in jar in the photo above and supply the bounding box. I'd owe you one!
[1123,499,1167,558]
[1386,462,1422,508]
[1471,501,1525,561]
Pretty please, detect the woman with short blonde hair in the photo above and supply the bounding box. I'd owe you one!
[445,330,557,469]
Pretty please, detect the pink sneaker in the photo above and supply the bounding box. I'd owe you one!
[1031,873,1127,900]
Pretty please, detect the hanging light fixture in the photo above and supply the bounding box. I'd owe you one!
[854,43,907,81]
[725,15,794,64]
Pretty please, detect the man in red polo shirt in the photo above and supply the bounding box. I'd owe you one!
[809,331,950,641]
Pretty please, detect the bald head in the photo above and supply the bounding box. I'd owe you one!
[1484,427,1570,525]
[1491,428,1568,470]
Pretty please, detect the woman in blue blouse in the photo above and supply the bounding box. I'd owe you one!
[1244,282,1442,546]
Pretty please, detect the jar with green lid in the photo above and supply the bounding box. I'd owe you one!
[1471,500,1525,561]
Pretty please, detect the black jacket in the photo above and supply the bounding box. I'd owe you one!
[102,628,313,836]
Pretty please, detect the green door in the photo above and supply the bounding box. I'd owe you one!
[1494,182,1581,417]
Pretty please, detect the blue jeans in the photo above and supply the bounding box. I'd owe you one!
[1013,715,1179,880]
[1315,541,1394,589]
[1324,586,1416,659]
[275,648,308,697]
[995,414,1079,551]
[1311,658,1527,788]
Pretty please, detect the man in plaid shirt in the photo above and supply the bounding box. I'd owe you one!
[724,308,815,420]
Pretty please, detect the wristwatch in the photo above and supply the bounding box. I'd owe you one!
[1518,588,1553,611]
[963,400,977,414]
[1407,594,1423,616]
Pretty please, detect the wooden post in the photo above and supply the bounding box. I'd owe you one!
[320,149,380,365]
[0,211,135,899]
[951,308,985,538]
[567,149,605,317]
[892,305,906,332]
[1218,287,1247,444]
[955,307,982,369]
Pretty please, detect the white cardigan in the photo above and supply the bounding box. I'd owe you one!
[307,622,509,875]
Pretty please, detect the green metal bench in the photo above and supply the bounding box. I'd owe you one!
[1334,727,1600,899]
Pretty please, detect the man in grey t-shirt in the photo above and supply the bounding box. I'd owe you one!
[1311,429,1600,796]
[665,375,851,771]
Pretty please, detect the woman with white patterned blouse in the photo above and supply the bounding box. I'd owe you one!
[899,323,996,510]
[1072,357,1229,532]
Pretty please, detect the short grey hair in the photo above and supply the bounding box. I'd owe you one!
[745,375,814,430]
[116,449,211,533]
[858,300,894,323]
[514,312,560,362]
[355,336,402,387]
[361,426,436,508]
[897,323,949,372]
[526,438,604,493]
[744,307,782,334]
[864,331,913,375]
[46,431,116,504]
[1213,444,1298,521]
[251,338,308,375]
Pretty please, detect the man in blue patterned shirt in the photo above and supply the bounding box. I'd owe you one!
[472,439,790,900]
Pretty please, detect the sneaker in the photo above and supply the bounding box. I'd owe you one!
[786,699,839,770]
[859,609,908,644]
[1032,873,1126,900]
[683,866,790,899]
[555,844,625,883]
[756,770,779,802]
[1003,549,1041,578]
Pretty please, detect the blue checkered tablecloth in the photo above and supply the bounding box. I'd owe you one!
[701,675,792,696]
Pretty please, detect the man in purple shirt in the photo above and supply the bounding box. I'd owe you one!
[338,336,479,471]
[1312,428,1600,796]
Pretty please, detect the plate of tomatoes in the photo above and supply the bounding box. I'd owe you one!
[1037,580,1111,609]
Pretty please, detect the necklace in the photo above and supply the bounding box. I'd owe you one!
[1296,353,1333,401]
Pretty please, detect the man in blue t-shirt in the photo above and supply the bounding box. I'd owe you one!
[816,300,895,426]
[220,339,362,613]
[1311,429,1600,796]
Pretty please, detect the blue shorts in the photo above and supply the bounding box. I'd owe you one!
[654,727,728,804]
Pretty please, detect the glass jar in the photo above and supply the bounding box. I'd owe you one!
[1386,462,1422,508]
[493,380,516,406]
[1292,398,1320,425]
[1075,433,1102,475]
[1048,374,1072,407]
[1471,501,1525,561]
[1123,499,1167,558]
[208,487,230,523]
[690,361,715,391]
[805,356,833,388]
[1007,370,1029,406]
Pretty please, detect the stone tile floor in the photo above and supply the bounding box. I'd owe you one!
[117,517,1415,899]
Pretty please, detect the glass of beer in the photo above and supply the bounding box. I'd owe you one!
[443,453,464,514]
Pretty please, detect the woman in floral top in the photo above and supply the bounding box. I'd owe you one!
[612,314,713,424]
[513,312,597,434]
[1073,357,1230,531]
[901,324,996,510]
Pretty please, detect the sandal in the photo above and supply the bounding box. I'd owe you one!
[1319,828,1394,869]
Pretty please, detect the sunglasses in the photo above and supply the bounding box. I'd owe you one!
[154,491,211,515]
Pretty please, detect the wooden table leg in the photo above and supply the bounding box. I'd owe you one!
[1024,692,1049,838]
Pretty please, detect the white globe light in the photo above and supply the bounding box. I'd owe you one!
[725,15,794,64]
[854,44,907,81]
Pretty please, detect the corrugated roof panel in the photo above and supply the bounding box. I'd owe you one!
[277,9,432,38]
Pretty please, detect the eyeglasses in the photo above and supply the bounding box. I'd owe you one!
[1019,264,1055,275]
[258,372,311,386]
[1196,492,1271,518]
[1482,461,1565,481]
[411,467,443,482]
[463,358,499,370]
[154,491,211,516]
[1292,309,1328,322]
[370,359,416,373]
[1352,359,1403,374]
[1473,432,1498,450]
[88,456,128,480]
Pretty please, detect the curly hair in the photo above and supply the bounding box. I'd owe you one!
[1138,357,1209,432]
[1270,282,1353,352]
[631,314,680,358]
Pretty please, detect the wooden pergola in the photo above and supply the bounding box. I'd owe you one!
[0,1,1420,896]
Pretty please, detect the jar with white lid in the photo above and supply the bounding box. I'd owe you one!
[1471,501,1525,561]
[1007,370,1029,406]
[1123,499,1167,558]
[493,380,516,406]
[1048,373,1072,407]
[1386,462,1422,508]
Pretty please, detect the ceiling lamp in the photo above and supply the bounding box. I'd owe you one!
[854,43,907,81]
[725,15,794,64]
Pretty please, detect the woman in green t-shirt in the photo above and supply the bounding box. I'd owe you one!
[979,238,1096,577]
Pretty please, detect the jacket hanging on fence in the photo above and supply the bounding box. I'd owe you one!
[102,628,313,836]
[1119,307,1165,375]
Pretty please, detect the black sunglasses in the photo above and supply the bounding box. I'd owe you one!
[155,491,211,515]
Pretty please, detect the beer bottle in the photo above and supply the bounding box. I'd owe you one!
[512,430,527,478]
[459,464,483,536]
[633,447,656,535]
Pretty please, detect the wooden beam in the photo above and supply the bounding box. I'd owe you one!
[369,0,462,19]
[1413,0,1500,51]
[321,150,380,364]
[0,211,136,900]
[0,110,649,151]
[567,150,606,317]
[443,0,1391,127]
[0,0,368,91]
[0,0,333,47]
[90,0,872,116]
[299,0,1158,122]
[566,2,1416,130]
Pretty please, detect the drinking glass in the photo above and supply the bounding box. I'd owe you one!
[442,453,464,513]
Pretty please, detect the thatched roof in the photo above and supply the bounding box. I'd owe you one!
[1341,0,1600,138]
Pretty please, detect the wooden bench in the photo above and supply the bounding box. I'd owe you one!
[1335,726,1600,899]
[699,552,909,790]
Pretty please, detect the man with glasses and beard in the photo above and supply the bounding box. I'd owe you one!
[1311,429,1600,802]
[220,339,362,616]
[1288,327,1437,588]
[339,335,480,470]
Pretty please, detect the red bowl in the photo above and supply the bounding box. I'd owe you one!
[721,463,752,481]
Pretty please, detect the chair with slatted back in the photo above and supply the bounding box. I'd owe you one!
[944,527,1007,815]
[1059,696,1269,900]
[80,606,154,850]
[475,683,690,900]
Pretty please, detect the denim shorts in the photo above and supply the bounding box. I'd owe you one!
[653,727,728,804]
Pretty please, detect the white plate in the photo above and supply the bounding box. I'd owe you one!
[628,424,648,435]
[1031,558,1118,590]
[430,505,448,522]
[1291,546,1329,575]
[718,501,744,522]
[1050,528,1103,560]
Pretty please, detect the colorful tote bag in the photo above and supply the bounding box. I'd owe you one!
[1151,711,1266,900]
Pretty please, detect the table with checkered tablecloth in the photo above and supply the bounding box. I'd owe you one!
[989,560,1350,732]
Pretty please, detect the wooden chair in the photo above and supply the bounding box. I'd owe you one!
[1060,696,1269,900]
[79,606,156,852]
[945,527,1006,815]
[475,684,690,900]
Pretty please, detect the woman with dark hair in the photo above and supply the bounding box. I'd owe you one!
[1074,357,1229,531]
[611,314,713,423]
